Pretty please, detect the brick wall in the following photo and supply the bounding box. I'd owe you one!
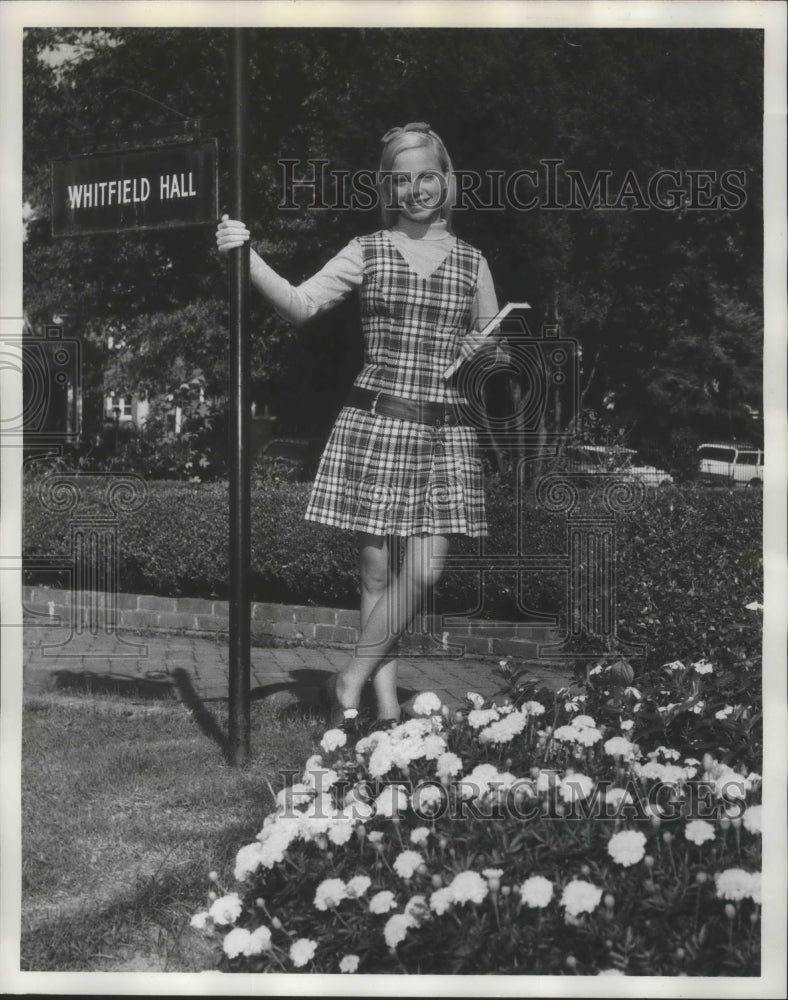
[21,586,556,660]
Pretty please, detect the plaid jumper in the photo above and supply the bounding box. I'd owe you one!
[304,229,487,537]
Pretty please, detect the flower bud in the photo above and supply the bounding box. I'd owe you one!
[604,893,615,909]
[207,890,217,901]
[724,903,736,920]
[719,816,731,831]
[749,910,759,924]
[271,916,283,930]
[565,955,577,969]
[208,870,219,883]
[580,863,591,876]
[417,864,429,877]
[675,947,685,960]
[487,877,501,893]
[255,897,265,909]
[650,812,662,828]
[431,874,443,889]
[695,871,708,884]
[662,831,673,844]
[644,855,655,868]
[500,885,511,897]
[316,834,329,851]
[356,824,366,841]
[438,836,449,850]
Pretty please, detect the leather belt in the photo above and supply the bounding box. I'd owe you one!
[345,386,466,427]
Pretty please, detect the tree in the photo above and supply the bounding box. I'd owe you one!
[23,27,763,474]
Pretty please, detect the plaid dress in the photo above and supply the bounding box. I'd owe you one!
[305,229,487,537]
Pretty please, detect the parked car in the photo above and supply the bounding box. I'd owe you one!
[561,445,674,488]
[696,442,763,487]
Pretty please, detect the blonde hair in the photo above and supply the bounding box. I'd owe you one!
[378,125,456,229]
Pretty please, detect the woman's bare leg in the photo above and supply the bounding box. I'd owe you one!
[336,534,450,708]
[358,534,399,719]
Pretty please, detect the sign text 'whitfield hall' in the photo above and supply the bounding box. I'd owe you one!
[51,140,218,236]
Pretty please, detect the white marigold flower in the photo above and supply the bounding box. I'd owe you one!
[303,767,339,793]
[466,691,486,709]
[482,868,504,880]
[368,742,395,778]
[604,736,635,758]
[339,954,360,973]
[391,735,427,769]
[422,733,448,760]
[429,886,455,915]
[685,819,716,846]
[327,818,354,846]
[607,829,647,866]
[654,746,681,761]
[479,710,528,745]
[561,879,603,917]
[742,805,762,834]
[384,912,414,949]
[604,787,633,809]
[320,728,347,753]
[748,871,762,904]
[715,705,734,720]
[662,764,690,785]
[404,894,431,923]
[519,875,554,908]
[314,877,347,911]
[524,700,546,716]
[374,784,408,816]
[303,752,323,771]
[413,691,443,716]
[245,925,273,954]
[635,760,666,781]
[209,892,243,926]
[289,937,317,967]
[745,601,763,611]
[692,658,714,675]
[234,842,266,881]
[449,870,488,905]
[715,769,747,801]
[663,659,685,672]
[553,724,581,742]
[574,725,603,747]
[410,826,431,845]
[560,772,595,802]
[393,849,423,880]
[435,752,463,779]
[190,910,210,930]
[461,763,500,800]
[345,874,372,898]
[467,707,500,729]
[716,868,756,901]
[691,700,706,715]
[620,719,635,732]
[573,714,597,729]
[369,890,397,914]
[412,782,445,813]
[276,782,313,811]
[344,707,359,720]
[367,831,384,844]
[223,926,252,959]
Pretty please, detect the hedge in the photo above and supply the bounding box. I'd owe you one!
[23,476,761,671]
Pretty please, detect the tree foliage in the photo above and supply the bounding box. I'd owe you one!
[23,27,764,473]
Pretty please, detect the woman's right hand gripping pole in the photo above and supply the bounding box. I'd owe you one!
[216,214,250,253]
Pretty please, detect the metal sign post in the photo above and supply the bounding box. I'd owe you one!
[227,28,251,765]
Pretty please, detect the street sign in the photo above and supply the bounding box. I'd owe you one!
[51,139,218,236]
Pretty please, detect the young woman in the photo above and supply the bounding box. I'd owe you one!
[216,122,502,731]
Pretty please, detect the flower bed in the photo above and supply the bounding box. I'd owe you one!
[190,629,763,976]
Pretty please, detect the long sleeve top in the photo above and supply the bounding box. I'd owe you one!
[250,218,499,332]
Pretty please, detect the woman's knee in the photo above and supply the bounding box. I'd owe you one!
[359,534,389,594]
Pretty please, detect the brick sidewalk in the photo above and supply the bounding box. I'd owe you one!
[21,624,574,714]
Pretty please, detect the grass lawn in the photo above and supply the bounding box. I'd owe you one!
[21,692,321,972]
